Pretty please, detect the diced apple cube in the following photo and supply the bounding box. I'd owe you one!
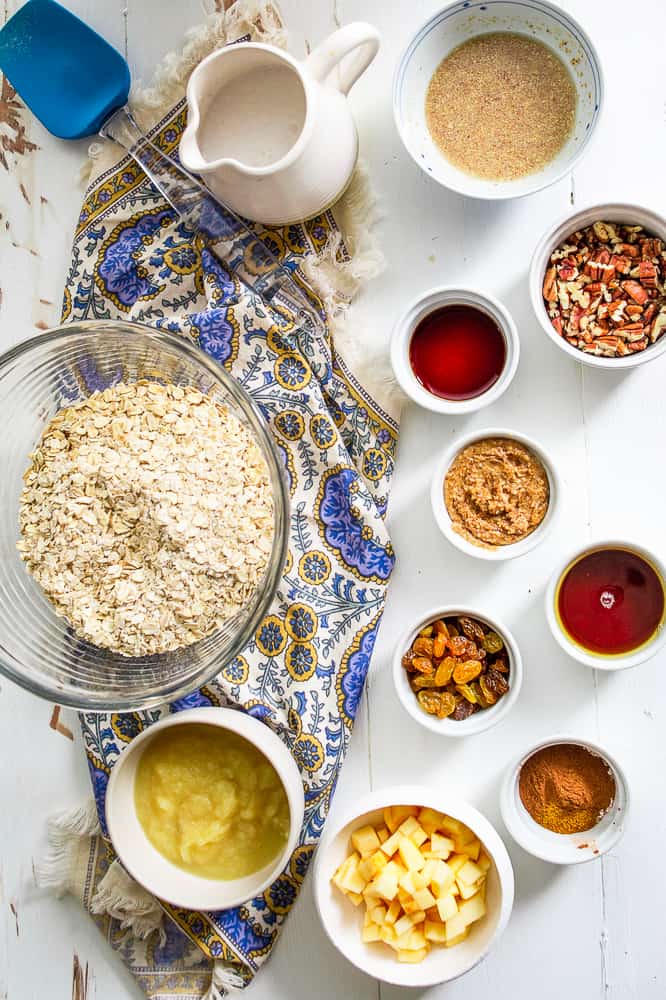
[445,911,468,942]
[430,832,455,859]
[424,919,447,943]
[359,850,388,881]
[444,929,469,948]
[398,889,423,915]
[385,805,419,833]
[380,829,403,858]
[477,851,491,874]
[394,911,426,937]
[398,815,428,847]
[413,887,437,911]
[430,860,455,898]
[457,860,484,886]
[438,815,464,837]
[331,853,356,890]
[384,898,402,925]
[464,838,481,861]
[376,826,389,845]
[361,922,381,943]
[448,854,469,876]
[418,807,447,836]
[457,878,483,900]
[369,904,388,926]
[398,836,426,872]
[394,927,426,951]
[339,856,367,895]
[436,892,458,922]
[346,891,363,906]
[379,924,397,944]
[397,947,428,963]
[368,861,401,901]
[399,869,426,895]
[458,891,486,927]
[351,825,381,857]
[420,859,438,885]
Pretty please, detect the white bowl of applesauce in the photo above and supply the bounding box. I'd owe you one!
[106,707,305,910]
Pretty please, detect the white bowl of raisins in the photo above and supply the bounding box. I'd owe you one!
[393,608,522,737]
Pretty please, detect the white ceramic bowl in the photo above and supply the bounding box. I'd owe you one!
[390,286,519,414]
[313,785,514,986]
[393,0,602,200]
[106,707,305,910]
[545,539,666,670]
[393,606,522,737]
[500,736,629,864]
[530,202,666,369]
[431,427,561,561]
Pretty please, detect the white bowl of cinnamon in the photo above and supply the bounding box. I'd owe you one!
[500,736,629,865]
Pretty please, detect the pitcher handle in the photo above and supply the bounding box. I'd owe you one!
[305,22,380,95]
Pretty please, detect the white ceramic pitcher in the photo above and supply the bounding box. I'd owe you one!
[179,24,380,226]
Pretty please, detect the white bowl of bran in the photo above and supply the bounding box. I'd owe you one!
[393,0,603,200]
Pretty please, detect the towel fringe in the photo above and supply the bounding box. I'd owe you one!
[90,859,166,943]
[302,162,402,412]
[203,961,247,998]
[35,799,101,897]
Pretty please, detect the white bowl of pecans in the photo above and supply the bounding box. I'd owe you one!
[313,786,514,986]
[530,203,666,368]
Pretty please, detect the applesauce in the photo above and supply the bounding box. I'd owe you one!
[135,724,290,880]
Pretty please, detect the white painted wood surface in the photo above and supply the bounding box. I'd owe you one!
[0,0,664,996]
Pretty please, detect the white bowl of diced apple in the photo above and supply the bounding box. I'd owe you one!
[313,786,514,987]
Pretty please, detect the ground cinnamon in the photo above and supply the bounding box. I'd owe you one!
[518,743,615,834]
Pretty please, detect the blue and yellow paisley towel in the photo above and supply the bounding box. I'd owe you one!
[58,3,398,996]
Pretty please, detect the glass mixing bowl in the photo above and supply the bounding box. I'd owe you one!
[0,321,289,711]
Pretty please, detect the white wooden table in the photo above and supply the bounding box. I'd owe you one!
[1,0,665,996]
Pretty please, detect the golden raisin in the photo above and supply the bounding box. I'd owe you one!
[479,676,498,705]
[436,692,457,719]
[433,619,449,636]
[417,690,443,716]
[432,634,447,659]
[453,659,483,684]
[482,630,504,654]
[412,655,434,676]
[434,656,456,686]
[413,636,434,656]
[410,674,439,691]
[456,683,477,704]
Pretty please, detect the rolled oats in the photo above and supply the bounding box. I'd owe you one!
[17,381,274,657]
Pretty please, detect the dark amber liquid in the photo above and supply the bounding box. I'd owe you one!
[557,548,665,655]
[409,305,506,400]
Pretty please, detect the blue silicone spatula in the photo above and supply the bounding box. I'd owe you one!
[0,0,322,331]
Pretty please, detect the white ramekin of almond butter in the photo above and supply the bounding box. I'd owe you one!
[530,203,666,369]
[430,428,562,562]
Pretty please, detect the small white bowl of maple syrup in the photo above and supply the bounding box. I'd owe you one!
[390,286,520,414]
[545,539,666,670]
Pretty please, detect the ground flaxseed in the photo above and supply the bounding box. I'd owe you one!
[425,32,577,182]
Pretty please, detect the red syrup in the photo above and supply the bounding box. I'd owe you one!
[409,305,506,400]
[557,548,665,655]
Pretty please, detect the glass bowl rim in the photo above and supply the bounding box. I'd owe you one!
[0,319,290,711]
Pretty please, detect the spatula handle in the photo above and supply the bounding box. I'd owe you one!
[100,107,325,340]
